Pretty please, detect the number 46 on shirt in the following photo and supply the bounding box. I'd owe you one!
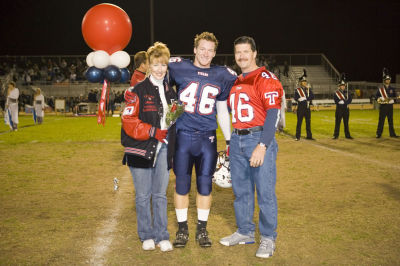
[179,82,220,115]
[230,91,279,123]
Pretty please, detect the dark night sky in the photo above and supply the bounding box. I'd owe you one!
[0,0,399,81]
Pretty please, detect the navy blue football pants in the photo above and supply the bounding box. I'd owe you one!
[173,130,217,196]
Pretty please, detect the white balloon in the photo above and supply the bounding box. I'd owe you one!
[110,51,131,68]
[92,50,110,69]
[86,52,95,67]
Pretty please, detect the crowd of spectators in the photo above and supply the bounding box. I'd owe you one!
[0,56,92,85]
[0,55,289,113]
[0,85,126,114]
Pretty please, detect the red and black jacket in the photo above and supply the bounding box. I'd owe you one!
[121,77,177,169]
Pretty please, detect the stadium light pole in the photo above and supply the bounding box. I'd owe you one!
[150,0,154,45]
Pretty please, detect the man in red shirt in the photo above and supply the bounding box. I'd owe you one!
[130,51,149,86]
[220,36,283,259]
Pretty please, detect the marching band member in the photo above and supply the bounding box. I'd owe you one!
[294,69,314,140]
[376,68,398,138]
[332,73,353,139]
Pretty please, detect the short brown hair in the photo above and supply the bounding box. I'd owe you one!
[147,42,170,64]
[194,32,218,51]
[8,81,16,87]
[133,51,148,69]
[234,36,257,52]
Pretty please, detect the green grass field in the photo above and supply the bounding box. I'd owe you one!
[0,109,399,265]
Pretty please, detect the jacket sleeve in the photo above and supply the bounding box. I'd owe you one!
[346,91,352,104]
[308,89,314,100]
[121,92,153,141]
[294,89,299,102]
[375,89,380,99]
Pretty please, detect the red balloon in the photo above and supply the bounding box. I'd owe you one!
[82,3,132,54]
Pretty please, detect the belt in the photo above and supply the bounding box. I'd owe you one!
[9,98,17,103]
[233,126,263,135]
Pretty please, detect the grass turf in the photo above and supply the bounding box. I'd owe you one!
[0,109,399,265]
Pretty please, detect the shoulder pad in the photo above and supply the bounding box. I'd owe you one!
[169,57,182,63]
[225,67,237,76]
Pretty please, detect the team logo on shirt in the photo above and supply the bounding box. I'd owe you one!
[169,57,182,63]
[123,106,134,115]
[264,91,279,104]
[197,71,208,77]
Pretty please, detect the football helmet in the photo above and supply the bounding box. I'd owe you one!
[212,151,232,188]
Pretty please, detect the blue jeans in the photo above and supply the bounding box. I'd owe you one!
[129,143,170,243]
[230,131,278,240]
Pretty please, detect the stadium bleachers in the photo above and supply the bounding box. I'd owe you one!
[1,53,398,112]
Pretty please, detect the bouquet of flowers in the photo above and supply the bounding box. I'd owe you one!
[166,100,185,128]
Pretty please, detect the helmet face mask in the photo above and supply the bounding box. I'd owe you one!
[212,151,232,188]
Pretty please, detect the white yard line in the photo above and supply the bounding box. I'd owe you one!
[306,141,400,171]
[88,169,131,265]
[279,134,400,170]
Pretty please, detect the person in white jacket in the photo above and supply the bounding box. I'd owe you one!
[33,88,45,124]
[5,81,19,131]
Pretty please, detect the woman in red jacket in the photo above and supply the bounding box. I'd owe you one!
[121,42,176,252]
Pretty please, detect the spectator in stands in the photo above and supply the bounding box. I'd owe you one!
[283,61,289,77]
[5,81,19,131]
[108,89,115,115]
[69,64,77,82]
[130,51,149,86]
[22,70,32,85]
[19,91,30,110]
[33,88,45,124]
[332,74,353,139]
[88,89,97,103]
[274,65,281,80]
[294,69,314,140]
[47,96,54,110]
[76,59,86,81]
[376,68,398,138]
[96,89,100,103]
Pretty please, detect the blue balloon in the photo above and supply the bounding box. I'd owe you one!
[85,67,104,83]
[104,65,122,82]
[120,68,131,83]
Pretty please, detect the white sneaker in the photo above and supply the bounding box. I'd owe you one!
[220,232,255,246]
[142,239,155,251]
[157,240,173,252]
[256,238,275,258]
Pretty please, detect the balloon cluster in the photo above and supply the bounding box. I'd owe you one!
[82,3,132,83]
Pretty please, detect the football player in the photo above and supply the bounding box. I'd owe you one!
[220,36,283,259]
[168,32,236,248]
